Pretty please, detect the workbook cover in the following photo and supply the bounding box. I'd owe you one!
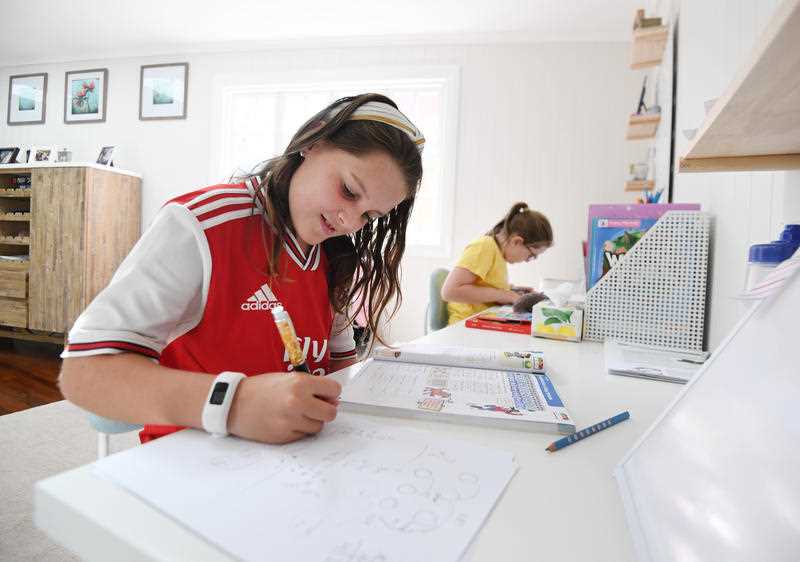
[586,204,701,289]
[341,345,575,434]
[588,217,658,288]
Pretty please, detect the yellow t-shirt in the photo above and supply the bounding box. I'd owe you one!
[447,235,510,324]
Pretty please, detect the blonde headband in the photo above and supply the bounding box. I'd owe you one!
[339,101,425,152]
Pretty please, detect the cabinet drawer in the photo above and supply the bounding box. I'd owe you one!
[0,270,27,298]
[0,298,27,328]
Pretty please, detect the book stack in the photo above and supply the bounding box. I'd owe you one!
[465,305,531,334]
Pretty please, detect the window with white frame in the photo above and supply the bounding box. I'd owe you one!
[214,67,459,257]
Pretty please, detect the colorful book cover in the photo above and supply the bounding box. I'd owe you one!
[585,203,701,289]
[588,217,657,288]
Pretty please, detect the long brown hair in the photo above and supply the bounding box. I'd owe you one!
[248,93,423,345]
[489,202,553,247]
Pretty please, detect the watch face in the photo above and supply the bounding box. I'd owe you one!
[210,382,230,405]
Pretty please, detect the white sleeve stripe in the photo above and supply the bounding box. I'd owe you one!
[61,348,127,358]
[185,188,251,208]
[67,329,166,353]
[200,208,258,230]
[191,196,254,217]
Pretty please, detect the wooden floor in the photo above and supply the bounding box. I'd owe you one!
[0,338,64,415]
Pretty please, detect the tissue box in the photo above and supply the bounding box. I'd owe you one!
[531,301,583,342]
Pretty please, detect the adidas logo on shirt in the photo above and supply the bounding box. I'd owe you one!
[241,283,283,311]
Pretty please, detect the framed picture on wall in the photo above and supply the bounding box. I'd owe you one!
[139,62,188,120]
[7,73,47,125]
[64,68,108,124]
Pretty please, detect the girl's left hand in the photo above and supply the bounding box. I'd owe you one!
[511,285,533,294]
[498,289,522,304]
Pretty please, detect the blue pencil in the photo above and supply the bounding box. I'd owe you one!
[545,411,630,452]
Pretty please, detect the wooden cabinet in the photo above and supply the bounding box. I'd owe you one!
[0,164,141,342]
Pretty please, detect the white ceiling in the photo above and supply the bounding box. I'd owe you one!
[0,0,641,67]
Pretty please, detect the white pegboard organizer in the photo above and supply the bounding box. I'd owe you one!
[584,211,711,352]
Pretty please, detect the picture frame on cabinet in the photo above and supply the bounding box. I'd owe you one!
[0,147,20,165]
[64,68,108,124]
[30,147,56,163]
[139,62,188,120]
[96,145,115,166]
[15,147,30,164]
[7,73,47,125]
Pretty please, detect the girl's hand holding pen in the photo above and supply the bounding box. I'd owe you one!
[227,373,341,444]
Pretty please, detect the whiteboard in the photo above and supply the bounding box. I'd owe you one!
[615,260,800,562]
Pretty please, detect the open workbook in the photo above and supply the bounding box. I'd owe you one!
[340,344,575,434]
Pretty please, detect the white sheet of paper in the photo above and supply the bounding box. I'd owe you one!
[93,413,517,562]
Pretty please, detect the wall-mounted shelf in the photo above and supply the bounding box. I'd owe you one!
[679,0,800,173]
[631,25,668,69]
[626,114,661,139]
[625,180,655,192]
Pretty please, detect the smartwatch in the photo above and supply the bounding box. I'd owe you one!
[201,371,246,437]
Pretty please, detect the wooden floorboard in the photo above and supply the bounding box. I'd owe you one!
[0,338,63,415]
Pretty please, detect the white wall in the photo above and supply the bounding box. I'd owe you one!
[651,0,799,349]
[0,42,639,343]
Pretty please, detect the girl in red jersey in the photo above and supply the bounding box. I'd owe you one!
[59,93,424,444]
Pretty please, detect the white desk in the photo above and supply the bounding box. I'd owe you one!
[35,325,681,561]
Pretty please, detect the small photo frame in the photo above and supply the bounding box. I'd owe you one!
[96,146,115,166]
[0,147,20,165]
[7,73,47,125]
[64,68,108,124]
[15,147,30,164]
[31,147,55,163]
[139,62,188,121]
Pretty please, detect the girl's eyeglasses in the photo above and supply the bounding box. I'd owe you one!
[525,245,541,262]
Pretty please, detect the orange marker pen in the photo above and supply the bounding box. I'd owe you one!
[270,305,310,373]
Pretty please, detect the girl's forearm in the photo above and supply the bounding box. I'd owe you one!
[59,353,214,428]
[441,284,512,305]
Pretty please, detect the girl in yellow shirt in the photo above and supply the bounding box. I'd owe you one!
[441,202,553,324]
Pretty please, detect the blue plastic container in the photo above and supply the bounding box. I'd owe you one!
[745,225,800,290]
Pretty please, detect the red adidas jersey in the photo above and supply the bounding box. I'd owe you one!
[64,178,356,442]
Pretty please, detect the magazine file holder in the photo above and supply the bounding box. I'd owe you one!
[584,211,711,352]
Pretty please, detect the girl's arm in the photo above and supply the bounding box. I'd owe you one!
[60,353,341,444]
[440,267,519,305]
